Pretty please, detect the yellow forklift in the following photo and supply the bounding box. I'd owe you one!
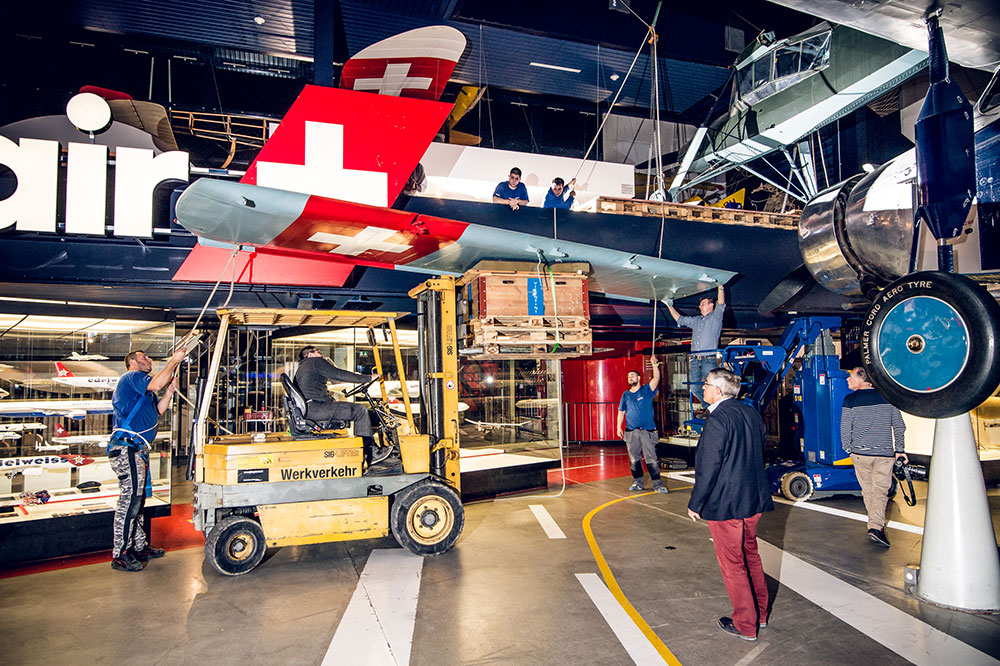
[192,278,463,575]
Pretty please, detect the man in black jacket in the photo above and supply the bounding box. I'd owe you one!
[687,368,773,641]
[295,346,389,463]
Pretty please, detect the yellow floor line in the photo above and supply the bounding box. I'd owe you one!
[582,486,693,666]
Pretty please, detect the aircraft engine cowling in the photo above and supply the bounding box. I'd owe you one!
[798,148,917,298]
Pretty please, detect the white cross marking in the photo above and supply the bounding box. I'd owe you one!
[256,122,388,207]
[352,62,433,96]
[309,227,411,256]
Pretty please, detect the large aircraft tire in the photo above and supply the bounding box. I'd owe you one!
[861,271,1000,418]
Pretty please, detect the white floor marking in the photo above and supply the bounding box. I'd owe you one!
[322,549,424,666]
[772,496,923,534]
[758,540,1000,666]
[530,504,567,539]
[575,573,666,666]
[733,642,769,666]
[666,471,923,534]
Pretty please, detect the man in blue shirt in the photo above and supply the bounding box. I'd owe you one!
[543,177,576,210]
[616,355,667,493]
[492,167,529,210]
[108,347,185,572]
[666,284,726,408]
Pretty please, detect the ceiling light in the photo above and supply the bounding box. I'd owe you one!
[529,62,581,74]
[861,162,877,173]
[254,16,266,25]
[610,73,620,81]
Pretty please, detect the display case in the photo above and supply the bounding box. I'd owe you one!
[0,313,175,565]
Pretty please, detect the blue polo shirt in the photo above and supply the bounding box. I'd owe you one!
[493,181,529,202]
[543,189,574,209]
[111,370,159,446]
[619,384,658,431]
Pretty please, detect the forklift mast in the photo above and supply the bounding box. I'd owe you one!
[409,277,461,489]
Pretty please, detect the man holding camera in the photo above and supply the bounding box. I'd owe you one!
[840,367,907,548]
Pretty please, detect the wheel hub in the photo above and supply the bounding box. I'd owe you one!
[227,534,253,561]
[407,495,454,544]
[877,295,968,392]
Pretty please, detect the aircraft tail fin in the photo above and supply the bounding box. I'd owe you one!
[54,362,73,377]
[339,26,466,102]
[54,423,68,438]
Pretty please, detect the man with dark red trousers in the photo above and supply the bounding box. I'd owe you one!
[687,368,773,641]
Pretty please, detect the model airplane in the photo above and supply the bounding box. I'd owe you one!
[52,362,119,391]
[0,423,45,432]
[466,420,530,433]
[34,441,69,452]
[65,351,110,361]
[0,431,19,441]
[0,399,113,419]
[52,423,110,446]
[173,26,735,304]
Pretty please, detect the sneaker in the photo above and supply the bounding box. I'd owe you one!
[652,482,669,494]
[759,620,768,629]
[867,528,890,548]
[134,545,165,561]
[717,617,756,641]
[629,480,644,491]
[111,552,143,572]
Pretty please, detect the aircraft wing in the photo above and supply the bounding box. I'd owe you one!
[175,178,734,302]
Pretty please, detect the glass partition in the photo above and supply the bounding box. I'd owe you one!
[0,315,174,524]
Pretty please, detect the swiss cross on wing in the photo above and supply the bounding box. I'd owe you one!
[241,85,452,209]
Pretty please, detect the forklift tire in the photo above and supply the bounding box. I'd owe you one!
[780,471,815,502]
[205,515,267,576]
[861,271,1000,418]
[391,480,464,556]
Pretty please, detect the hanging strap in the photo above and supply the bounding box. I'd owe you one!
[896,462,918,507]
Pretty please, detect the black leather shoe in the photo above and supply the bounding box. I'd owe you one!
[867,528,890,548]
[111,553,144,572]
[134,545,165,561]
[717,617,756,641]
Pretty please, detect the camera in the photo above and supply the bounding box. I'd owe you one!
[893,457,929,482]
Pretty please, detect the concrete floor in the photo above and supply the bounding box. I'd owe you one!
[2,445,999,666]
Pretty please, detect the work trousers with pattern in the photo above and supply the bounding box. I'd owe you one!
[707,513,768,637]
[109,446,148,558]
[851,453,895,530]
[623,429,661,482]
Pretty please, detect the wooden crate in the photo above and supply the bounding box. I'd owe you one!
[459,262,593,360]
[460,261,590,320]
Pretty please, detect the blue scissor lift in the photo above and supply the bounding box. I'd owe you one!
[682,316,865,500]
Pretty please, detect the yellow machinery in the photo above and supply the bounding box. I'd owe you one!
[193,278,462,575]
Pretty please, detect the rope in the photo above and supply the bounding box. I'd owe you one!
[573,30,651,182]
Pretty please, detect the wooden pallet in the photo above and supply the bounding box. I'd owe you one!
[596,196,799,229]
[469,319,591,345]
[468,340,593,360]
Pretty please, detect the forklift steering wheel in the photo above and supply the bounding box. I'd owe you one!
[342,375,379,398]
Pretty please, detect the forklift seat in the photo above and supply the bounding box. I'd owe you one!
[279,373,348,438]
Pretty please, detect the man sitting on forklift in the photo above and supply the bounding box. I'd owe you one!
[295,346,392,464]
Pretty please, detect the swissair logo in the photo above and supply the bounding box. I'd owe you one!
[256,122,388,207]
[352,63,433,96]
[308,227,411,256]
